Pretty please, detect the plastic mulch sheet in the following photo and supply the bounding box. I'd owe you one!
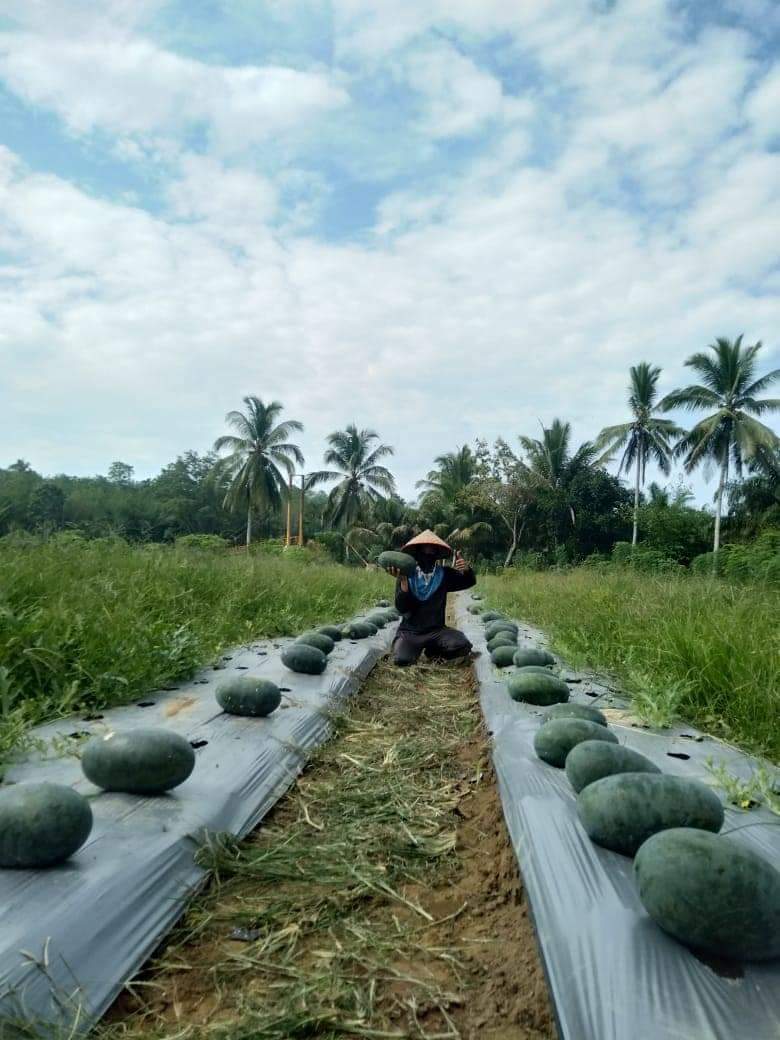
[0,619,397,1034]
[456,596,780,1040]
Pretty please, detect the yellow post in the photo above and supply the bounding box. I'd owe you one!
[285,474,292,547]
[297,474,305,546]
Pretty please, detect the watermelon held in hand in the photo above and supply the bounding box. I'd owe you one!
[82,728,196,795]
[513,648,555,668]
[216,677,282,717]
[507,671,569,706]
[491,645,517,668]
[565,740,660,793]
[317,625,343,642]
[577,773,724,857]
[634,828,780,962]
[0,783,93,868]
[282,643,327,674]
[533,718,618,768]
[295,631,335,655]
[377,551,416,576]
[545,702,607,727]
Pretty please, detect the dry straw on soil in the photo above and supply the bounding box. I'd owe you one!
[99,656,555,1040]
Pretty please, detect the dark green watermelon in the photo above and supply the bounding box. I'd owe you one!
[0,783,93,868]
[341,621,373,639]
[634,828,780,961]
[485,620,519,641]
[376,599,390,607]
[513,648,555,668]
[295,631,335,655]
[533,718,617,768]
[491,645,517,668]
[82,728,196,795]
[507,671,569,706]
[365,613,388,628]
[565,740,660,793]
[577,773,724,856]
[377,550,416,576]
[480,611,505,623]
[486,632,517,654]
[216,677,282,717]
[545,702,607,727]
[282,643,327,674]
[317,625,343,642]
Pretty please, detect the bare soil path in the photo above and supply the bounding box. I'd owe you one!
[100,649,556,1040]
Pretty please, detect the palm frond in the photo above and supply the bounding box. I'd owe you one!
[660,385,721,412]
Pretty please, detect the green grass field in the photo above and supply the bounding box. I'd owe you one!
[0,541,389,767]
[482,566,780,761]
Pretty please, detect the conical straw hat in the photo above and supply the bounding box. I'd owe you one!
[402,529,452,553]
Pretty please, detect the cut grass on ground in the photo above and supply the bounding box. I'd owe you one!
[98,656,555,1040]
[0,542,389,766]
[482,566,780,761]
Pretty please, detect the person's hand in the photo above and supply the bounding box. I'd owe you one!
[388,566,408,592]
[454,551,469,573]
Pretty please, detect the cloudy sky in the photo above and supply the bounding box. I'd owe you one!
[1,0,778,501]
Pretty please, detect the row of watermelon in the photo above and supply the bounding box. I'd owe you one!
[470,601,780,963]
[0,601,400,872]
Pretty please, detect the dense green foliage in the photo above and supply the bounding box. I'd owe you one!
[0,538,387,766]
[483,566,780,759]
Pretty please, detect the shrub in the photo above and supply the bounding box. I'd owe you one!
[175,533,230,551]
[612,542,682,573]
[692,530,780,584]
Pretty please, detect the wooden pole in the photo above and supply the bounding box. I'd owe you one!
[297,474,305,545]
[285,474,292,547]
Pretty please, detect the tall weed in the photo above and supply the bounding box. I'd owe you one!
[483,566,780,760]
[0,540,389,763]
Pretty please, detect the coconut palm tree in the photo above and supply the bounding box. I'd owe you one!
[213,397,304,547]
[595,363,683,546]
[661,336,780,558]
[309,424,395,529]
[416,446,477,503]
[519,419,599,552]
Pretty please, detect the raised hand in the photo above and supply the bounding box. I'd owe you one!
[388,566,409,592]
[453,551,469,573]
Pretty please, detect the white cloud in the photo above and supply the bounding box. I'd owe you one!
[167,155,278,240]
[0,30,348,152]
[745,66,780,145]
[1,2,778,499]
[2,133,778,496]
[398,42,509,139]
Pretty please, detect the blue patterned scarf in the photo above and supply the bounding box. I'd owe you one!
[408,562,445,601]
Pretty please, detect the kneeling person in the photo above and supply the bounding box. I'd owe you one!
[389,530,476,667]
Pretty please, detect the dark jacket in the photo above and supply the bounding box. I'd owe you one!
[395,565,476,634]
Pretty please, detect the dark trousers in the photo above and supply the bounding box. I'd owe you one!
[392,626,472,667]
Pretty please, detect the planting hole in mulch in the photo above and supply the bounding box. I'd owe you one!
[100,642,556,1040]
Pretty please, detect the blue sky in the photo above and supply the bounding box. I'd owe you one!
[0,0,778,502]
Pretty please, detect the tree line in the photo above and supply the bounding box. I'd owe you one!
[2,335,778,568]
